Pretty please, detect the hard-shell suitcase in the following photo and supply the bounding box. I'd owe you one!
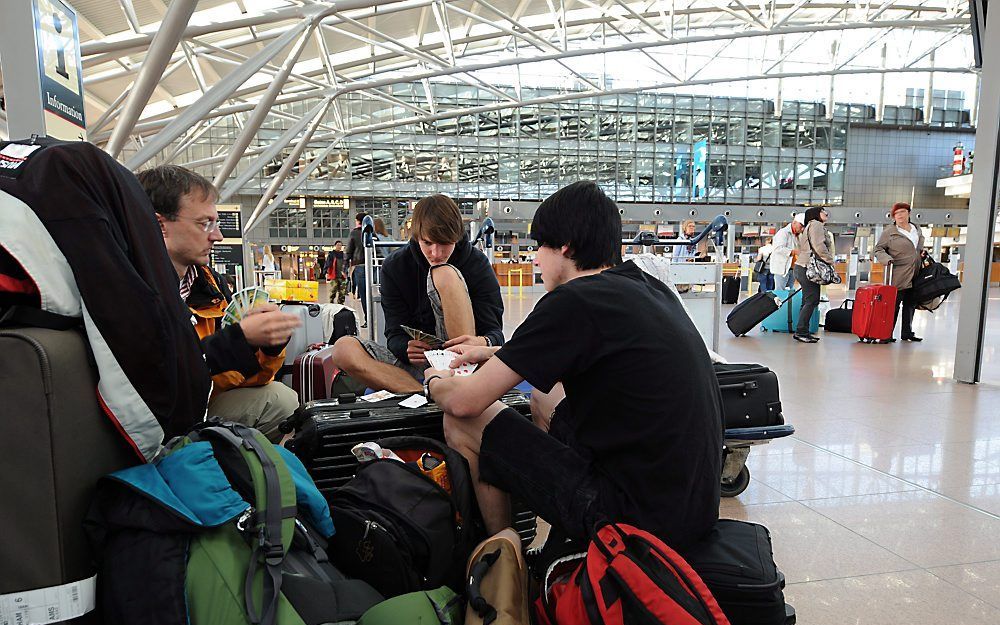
[280,302,326,384]
[825,300,854,333]
[292,344,339,403]
[682,519,795,625]
[291,392,538,546]
[715,363,784,429]
[722,275,741,304]
[0,326,138,624]
[852,284,896,342]
[762,289,819,334]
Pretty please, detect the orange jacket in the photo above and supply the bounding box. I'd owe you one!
[186,266,285,396]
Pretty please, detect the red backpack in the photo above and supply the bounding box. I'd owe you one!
[535,523,731,625]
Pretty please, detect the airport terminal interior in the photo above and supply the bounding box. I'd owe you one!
[4,0,1000,623]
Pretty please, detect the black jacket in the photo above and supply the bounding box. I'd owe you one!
[345,226,365,266]
[0,139,210,450]
[381,236,505,363]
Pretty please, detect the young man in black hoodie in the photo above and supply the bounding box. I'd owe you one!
[330,194,504,393]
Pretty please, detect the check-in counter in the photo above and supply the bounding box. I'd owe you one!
[958,262,999,283]
[494,263,535,287]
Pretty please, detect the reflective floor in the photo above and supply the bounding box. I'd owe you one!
[338,281,1000,623]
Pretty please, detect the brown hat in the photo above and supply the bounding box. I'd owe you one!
[891,202,911,216]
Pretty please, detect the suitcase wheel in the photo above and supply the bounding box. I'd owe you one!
[720,465,750,498]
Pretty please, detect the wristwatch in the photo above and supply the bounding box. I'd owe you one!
[483,335,492,347]
[423,375,442,400]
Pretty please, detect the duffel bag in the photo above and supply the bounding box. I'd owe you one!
[824,299,853,333]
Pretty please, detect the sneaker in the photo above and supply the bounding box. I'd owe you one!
[793,334,818,343]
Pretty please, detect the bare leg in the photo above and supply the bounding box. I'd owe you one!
[330,336,422,394]
[444,401,511,535]
[431,265,476,339]
[529,383,565,433]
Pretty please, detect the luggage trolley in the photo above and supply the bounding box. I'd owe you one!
[622,217,796,497]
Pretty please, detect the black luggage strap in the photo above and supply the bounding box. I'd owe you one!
[780,288,802,333]
[0,305,79,330]
[201,424,287,625]
[467,549,501,624]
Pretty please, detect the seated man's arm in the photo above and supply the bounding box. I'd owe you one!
[428,350,522,419]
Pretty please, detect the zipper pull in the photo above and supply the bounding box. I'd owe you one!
[357,520,375,563]
[236,507,254,533]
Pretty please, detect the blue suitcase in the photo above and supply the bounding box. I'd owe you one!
[762,289,819,333]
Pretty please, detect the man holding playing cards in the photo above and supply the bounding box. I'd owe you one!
[329,194,505,393]
[139,165,302,442]
[425,181,723,551]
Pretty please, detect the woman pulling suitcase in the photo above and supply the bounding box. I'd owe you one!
[873,202,926,342]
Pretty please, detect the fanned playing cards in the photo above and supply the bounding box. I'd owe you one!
[220,287,271,328]
[425,349,477,376]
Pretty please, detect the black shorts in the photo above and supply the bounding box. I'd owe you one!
[479,408,620,540]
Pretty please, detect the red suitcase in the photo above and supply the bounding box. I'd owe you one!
[292,344,339,403]
[853,284,896,342]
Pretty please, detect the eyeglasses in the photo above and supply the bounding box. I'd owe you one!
[173,217,220,233]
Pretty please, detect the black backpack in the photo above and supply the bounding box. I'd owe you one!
[330,307,358,343]
[326,436,484,598]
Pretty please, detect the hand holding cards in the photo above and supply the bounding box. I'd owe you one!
[221,287,271,328]
[402,325,444,348]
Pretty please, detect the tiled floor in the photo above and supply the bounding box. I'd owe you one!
[338,281,1000,624]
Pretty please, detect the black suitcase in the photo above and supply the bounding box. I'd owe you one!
[722,275,741,304]
[727,291,778,336]
[824,299,853,332]
[682,519,795,625]
[0,325,138,624]
[292,391,539,546]
[715,363,784,429]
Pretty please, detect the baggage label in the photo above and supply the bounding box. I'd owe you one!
[0,575,95,624]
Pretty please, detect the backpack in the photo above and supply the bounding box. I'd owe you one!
[356,586,464,625]
[535,523,730,625]
[466,528,531,625]
[326,435,485,598]
[87,421,384,625]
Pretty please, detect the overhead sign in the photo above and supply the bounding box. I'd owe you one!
[32,0,86,140]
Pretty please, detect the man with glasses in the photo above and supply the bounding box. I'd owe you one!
[138,165,301,441]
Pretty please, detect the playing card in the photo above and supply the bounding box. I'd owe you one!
[221,288,271,328]
[360,390,395,403]
[402,325,445,348]
[454,363,477,377]
[424,349,458,371]
[399,394,429,408]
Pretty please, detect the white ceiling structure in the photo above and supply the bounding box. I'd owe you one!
[0,0,977,229]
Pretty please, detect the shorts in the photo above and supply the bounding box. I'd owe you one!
[479,408,617,540]
[354,336,423,381]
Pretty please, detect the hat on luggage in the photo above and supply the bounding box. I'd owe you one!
[891,202,910,216]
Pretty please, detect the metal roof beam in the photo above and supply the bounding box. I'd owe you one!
[105,0,197,158]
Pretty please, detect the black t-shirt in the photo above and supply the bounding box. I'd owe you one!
[495,261,722,547]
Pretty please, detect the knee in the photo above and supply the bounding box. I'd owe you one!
[430,264,464,293]
[443,414,470,454]
[331,336,367,372]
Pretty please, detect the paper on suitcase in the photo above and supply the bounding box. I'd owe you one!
[0,574,96,624]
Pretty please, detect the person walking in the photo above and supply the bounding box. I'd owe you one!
[325,241,348,304]
[873,202,925,342]
[771,214,804,290]
[793,207,833,344]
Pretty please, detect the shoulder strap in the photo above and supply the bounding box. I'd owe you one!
[0,305,79,330]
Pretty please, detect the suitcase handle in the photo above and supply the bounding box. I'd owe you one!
[719,380,758,393]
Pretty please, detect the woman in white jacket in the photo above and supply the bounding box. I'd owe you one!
[770,214,804,290]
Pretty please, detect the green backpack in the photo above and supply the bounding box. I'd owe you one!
[88,421,383,625]
[357,587,465,625]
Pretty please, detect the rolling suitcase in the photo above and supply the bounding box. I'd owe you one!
[280,302,326,384]
[824,300,854,333]
[761,288,819,334]
[714,363,784,429]
[726,289,800,337]
[0,325,138,625]
[852,284,896,342]
[290,392,539,546]
[292,344,340,403]
[722,275,740,304]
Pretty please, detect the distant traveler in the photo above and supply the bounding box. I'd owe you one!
[793,207,833,344]
[673,219,707,262]
[329,194,504,393]
[138,165,301,442]
[874,202,926,342]
[325,240,348,304]
[754,237,775,292]
[345,211,368,317]
[771,214,804,290]
[426,181,723,550]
